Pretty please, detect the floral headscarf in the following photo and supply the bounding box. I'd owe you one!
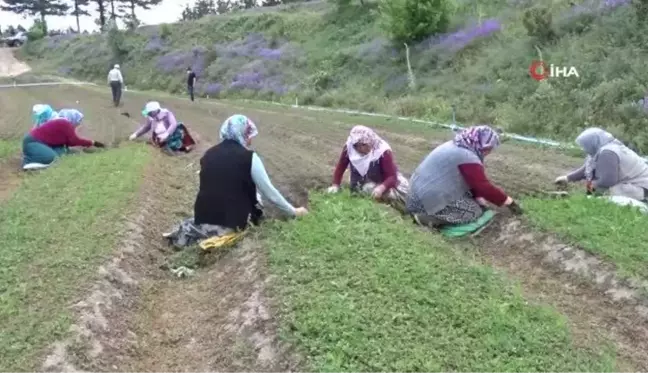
[346,125,391,176]
[219,114,258,147]
[453,125,500,160]
[57,109,84,126]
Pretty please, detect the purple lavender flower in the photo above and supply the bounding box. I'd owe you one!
[417,19,502,53]
[203,83,222,96]
[145,35,164,52]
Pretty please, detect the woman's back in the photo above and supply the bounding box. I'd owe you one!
[410,141,482,214]
[194,140,260,230]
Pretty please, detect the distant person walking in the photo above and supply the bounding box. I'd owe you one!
[187,67,197,102]
[107,64,124,107]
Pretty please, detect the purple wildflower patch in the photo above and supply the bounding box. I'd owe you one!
[156,46,207,76]
[562,0,629,19]
[417,19,502,53]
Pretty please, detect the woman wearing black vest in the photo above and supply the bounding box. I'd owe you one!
[164,114,308,248]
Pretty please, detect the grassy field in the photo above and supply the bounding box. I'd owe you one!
[17,0,648,150]
[0,78,647,369]
[266,192,615,371]
[524,194,648,279]
[0,144,150,370]
[0,139,19,160]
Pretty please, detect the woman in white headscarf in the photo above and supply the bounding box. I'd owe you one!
[555,127,648,200]
[128,101,196,153]
[327,125,409,209]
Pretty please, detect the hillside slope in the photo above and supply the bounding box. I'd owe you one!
[17,0,648,149]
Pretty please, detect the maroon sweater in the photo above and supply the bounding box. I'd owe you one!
[457,163,507,205]
[30,118,93,148]
[332,147,398,189]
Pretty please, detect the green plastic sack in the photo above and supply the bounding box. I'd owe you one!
[440,209,496,238]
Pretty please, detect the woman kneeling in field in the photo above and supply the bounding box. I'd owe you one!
[555,128,648,201]
[22,109,105,170]
[327,125,409,209]
[164,114,309,248]
[407,125,522,231]
[128,101,196,153]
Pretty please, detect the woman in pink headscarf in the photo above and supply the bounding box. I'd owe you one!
[327,125,409,207]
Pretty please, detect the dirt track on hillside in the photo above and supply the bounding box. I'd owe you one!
[2,52,648,370]
[0,48,31,77]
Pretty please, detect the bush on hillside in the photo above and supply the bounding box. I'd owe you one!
[378,0,453,44]
[522,6,556,43]
[27,20,46,42]
[634,0,648,21]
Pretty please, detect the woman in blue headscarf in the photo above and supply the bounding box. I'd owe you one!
[22,109,105,170]
[32,104,59,128]
[163,114,308,248]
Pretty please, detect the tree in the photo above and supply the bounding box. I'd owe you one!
[92,0,107,30]
[180,0,216,20]
[1,0,69,28]
[70,0,89,33]
[6,25,17,35]
[261,0,279,5]
[215,0,231,13]
[118,0,162,30]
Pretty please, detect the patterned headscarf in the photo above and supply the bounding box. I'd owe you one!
[57,109,84,126]
[453,125,500,160]
[346,125,391,176]
[575,127,622,181]
[219,114,258,147]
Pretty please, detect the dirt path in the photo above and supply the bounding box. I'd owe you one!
[0,48,31,78]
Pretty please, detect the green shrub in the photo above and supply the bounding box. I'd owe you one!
[522,6,556,43]
[378,0,453,44]
[26,20,46,42]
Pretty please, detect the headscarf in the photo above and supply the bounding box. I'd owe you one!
[32,104,57,128]
[219,114,258,147]
[575,127,623,181]
[57,109,84,126]
[142,101,161,117]
[346,125,391,176]
[453,125,500,160]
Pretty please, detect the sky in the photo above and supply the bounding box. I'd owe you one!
[0,0,196,32]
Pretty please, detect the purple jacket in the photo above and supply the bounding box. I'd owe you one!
[134,109,178,139]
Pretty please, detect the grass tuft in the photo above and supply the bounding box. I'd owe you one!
[266,191,615,371]
[523,194,648,279]
[0,144,150,370]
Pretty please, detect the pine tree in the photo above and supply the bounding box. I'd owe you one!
[93,0,107,30]
[118,0,162,29]
[70,0,89,33]
[261,0,280,6]
[1,0,69,26]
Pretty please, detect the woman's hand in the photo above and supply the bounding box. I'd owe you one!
[128,133,137,141]
[371,185,386,200]
[504,196,523,215]
[475,197,488,206]
[294,207,309,217]
[93,141,105,148]
[327,185,339,194]
[554,175,568,185]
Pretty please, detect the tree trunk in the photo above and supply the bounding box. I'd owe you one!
[131,0,135,19]
[75,1,81,32]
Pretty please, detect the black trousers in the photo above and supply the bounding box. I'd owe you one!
[110,81,122,106]
[188,85,194,101]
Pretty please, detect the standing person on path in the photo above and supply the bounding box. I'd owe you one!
[107,64,124,107]
[407,125,522,235]
[187,67,197,102]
